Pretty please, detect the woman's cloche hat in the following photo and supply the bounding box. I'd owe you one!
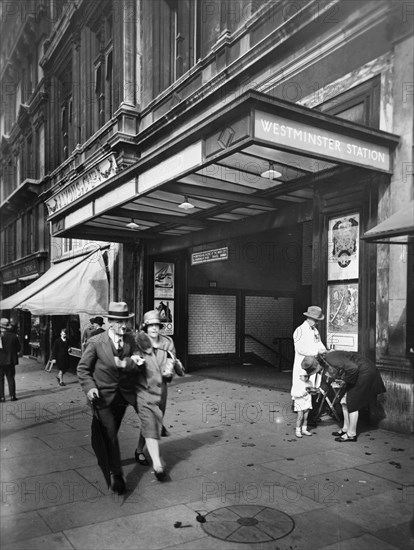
[0,317,12,329]
[141,310,164,328]
[303,305,324,321]
[106,301,134,320]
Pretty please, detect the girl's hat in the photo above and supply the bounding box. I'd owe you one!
[301,356,320,374]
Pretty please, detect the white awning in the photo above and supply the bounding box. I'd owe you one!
[0,250,108,315]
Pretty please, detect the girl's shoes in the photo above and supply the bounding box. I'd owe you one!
[301,429,312,436]
[154,469,166,481]
[332,429,347,437]
[295,428,302,438]
[134,450,150,465]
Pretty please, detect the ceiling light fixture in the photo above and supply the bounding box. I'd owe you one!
[126,219,140,230]
[260,162,282,180]
[178,196,195,210]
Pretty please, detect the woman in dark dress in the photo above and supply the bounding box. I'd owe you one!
[321,350,386,442]
[51,329,71,386]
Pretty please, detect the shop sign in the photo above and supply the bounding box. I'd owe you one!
[46,155,118,216]
[1,260,38,281]
[191,247,229,265]
[254,111,390,172]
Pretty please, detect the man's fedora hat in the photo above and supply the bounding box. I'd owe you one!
[141,310,164,328]
[0,318,11,329]
[91,316,104,326]
[303,305,324,321]
[106,302,134,320]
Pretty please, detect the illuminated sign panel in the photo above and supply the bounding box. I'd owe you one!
[254,111,391,172]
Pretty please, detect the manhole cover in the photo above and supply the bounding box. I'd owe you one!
[201,505,295,543]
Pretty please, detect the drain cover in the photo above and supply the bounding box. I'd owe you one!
[201,505,295,543]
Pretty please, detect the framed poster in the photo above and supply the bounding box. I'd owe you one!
[327,283,358,351]
[154,299,174,335]
[154,262,174,299]
[327,213,359,280]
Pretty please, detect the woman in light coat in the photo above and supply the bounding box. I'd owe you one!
[132,310,177,481]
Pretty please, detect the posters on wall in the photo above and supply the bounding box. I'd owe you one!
[327,213,359,351]
[154,262,174,298]
[154,299,174,335]
[327,214,359,280]
[327,283,359,351]
[154,262,174,335]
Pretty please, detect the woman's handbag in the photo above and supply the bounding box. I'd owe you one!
[44,357,54,372]
[173,357,185,377]
[161,352,186,378]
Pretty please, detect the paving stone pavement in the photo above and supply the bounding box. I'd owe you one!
[1,357,413,550]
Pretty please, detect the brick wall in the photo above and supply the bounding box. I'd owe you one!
[188,294,236,355]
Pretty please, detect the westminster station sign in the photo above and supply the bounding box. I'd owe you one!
[254,111,391,172]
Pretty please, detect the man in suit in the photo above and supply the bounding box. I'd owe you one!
[0,318,21,402]
[77,302,141,494]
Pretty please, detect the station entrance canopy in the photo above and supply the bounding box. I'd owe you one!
[46,91,399,251]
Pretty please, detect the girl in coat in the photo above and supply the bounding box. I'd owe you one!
[321,350,386,442]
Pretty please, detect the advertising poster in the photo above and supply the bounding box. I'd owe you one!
[328,213,360,280]
[154,262,174,299]
[327,283,359,351]
[154,299,174,335]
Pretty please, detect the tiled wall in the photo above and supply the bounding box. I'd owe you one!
[188,294,236,355]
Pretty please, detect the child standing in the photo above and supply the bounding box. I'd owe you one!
[291,356,322,438]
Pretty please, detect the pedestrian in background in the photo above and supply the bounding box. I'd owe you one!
[0,318,21,402]
[292,305,327,427]
[51,328,71,386]
[82,318,96,350]
[89,316,105,338]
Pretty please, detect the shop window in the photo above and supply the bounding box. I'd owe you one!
[317,76,380,129]
[29,316,41,357]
